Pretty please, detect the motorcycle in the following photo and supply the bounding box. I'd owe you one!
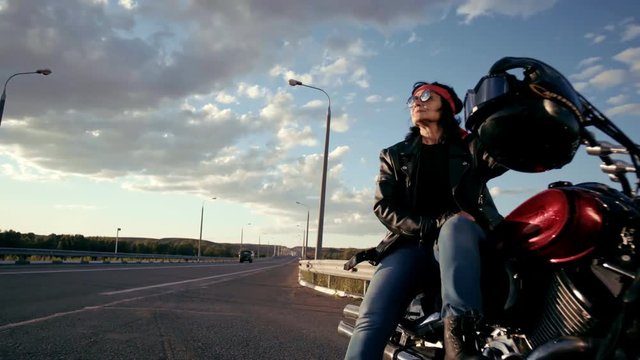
[338,57,640,359]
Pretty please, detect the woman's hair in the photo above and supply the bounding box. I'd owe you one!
[407,81,463,144]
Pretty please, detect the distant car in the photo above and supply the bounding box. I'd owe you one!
[239,250,254,263]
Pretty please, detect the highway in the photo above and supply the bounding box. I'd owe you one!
[0,257,352,359]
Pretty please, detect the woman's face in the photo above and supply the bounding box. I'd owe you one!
[409,89,443,126]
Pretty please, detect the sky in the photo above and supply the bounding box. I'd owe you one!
[0,0,638,251]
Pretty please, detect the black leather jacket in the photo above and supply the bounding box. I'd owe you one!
[345,129,505,269]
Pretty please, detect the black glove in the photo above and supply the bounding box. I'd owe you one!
[343,247,379,271]
[469,137,508,180]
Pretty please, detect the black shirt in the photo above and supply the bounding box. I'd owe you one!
[415,143,458,218]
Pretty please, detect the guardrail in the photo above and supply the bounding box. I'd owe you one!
[0,247,237,264]
[298,259,374,298]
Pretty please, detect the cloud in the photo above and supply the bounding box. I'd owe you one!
[607,94,627,106]
[118,0,136,10]
[613,47,640,74]
[622,23,640,41]
[590,69,627,88]
[456,0,558,23]
[571,65,626,90]
[577,57,601,68]
[406,32,420,45]
[237,82,268,99]
[585,33,606,44]
[215,91,237,104]
[366,95,382,103]
[570,64,605,81]
[605,103,640,117]
[490,186,537,196]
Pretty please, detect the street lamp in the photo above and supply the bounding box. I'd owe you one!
[289,79,331,259]
[240,222,251,250]
[115,227,121,254]
[198,197,217,260]
[1,69,52,126]
[296,201,310,259]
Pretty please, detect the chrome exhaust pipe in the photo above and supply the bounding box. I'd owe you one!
[339,320,434,359]
[343,304,359,319]
[338,320,354,338]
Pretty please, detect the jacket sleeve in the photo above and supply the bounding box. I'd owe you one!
[372,148,434,239]
[454,137,507,231]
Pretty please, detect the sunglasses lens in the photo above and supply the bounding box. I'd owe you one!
[419,90,432,102]
[407,90,432,108]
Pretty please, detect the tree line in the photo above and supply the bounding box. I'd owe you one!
[0,230,245,258]
[0,230,361,259]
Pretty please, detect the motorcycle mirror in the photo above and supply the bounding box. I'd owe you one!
[586,141,629,156]
[600,160,636,174]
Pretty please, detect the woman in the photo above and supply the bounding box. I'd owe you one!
[344,82,504,360]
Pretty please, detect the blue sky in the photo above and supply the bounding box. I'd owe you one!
[0,0,638,250]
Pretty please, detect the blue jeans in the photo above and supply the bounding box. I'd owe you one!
[344,215,486,360]
[434,214,487,318]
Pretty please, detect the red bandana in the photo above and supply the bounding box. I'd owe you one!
[412,84,458,114]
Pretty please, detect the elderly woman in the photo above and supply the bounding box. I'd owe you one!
[344,81,504,360]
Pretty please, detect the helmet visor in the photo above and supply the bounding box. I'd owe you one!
[464,74,514,125]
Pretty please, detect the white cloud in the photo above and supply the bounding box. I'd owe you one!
[350,66,370,88]
[269,65,313,87]
[302,99,326,110]
[622,23,640,42]
[320,57,349,77]
[365,95,382,103]
[456,0,558,23]
[585,33,606,44]
[577,57,601,68]
[215,91,236,104]
[406,32,420,44]
[201,104,235,123]
[607,94,627,105]
[277,126,317,149]
[570,64,604,81]
[590,69,626,88]
[331,113,350,133]
[329,145,350,160]
[237,83,267,99]
[572,82,588,92]
[605,103,640,117]
[613,47,640,74]
[489,186,536,196]
[118,0,136,10]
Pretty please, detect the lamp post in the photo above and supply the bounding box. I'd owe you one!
[115,228,121,254]
[240,222,251,250]
[1,69,52,126]
[198,197,217,261]
[288,79,331,260]
[295,201,310,259]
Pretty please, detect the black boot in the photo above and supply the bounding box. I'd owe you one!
[443,315,485,360]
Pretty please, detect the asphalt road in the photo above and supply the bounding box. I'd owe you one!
[0,257,353,359]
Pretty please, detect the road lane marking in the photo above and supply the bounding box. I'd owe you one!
[0,260,294,332]
[0,262,270,275]
[100,263,284,295]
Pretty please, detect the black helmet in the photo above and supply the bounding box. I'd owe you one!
[464,57,583,172]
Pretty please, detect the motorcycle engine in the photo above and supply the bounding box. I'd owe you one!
[502,182,639,353]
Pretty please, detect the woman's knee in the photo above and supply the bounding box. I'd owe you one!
[441,214,477,233]
[437,215,485,255]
